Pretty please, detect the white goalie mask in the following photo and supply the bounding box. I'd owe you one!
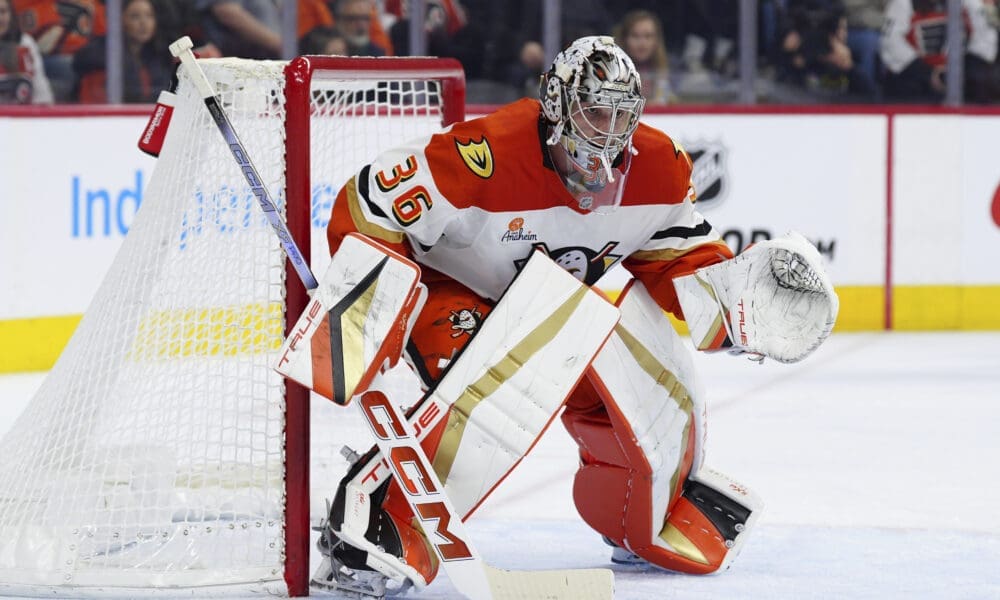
[540,36,645,213]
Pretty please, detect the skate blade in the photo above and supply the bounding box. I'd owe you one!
[310,555,415,599]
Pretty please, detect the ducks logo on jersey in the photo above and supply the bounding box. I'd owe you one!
[448,306,485,338]
[514,242,622,285]
[456,137,494,178]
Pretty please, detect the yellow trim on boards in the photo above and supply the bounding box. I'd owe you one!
[0,315,81,373]
[3,285,998,374]
[893,285,1000,330]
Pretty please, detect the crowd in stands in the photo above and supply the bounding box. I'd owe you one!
[0,0,997,106]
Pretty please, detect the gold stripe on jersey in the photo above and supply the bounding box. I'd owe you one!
[432,286,590,486]
[629,240,729,264]
[345,175,405,245]
[627,247,690,263]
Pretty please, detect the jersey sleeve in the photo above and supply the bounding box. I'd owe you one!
[622,154,734,320]
[326,134,458,259]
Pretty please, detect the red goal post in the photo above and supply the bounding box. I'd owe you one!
[282,55,466,596]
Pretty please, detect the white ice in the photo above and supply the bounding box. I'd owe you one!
[2,332,998,599]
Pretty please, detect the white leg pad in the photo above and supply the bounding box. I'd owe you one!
[588,280,709,546]
[430,251,620,516]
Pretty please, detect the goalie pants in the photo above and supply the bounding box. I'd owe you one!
[347,274,751,580]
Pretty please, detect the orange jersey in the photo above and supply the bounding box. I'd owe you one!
[297,0,334,39]
[14,0,106,56]
[328,98,732,318]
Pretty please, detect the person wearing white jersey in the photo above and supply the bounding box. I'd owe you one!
[312,35,839,597]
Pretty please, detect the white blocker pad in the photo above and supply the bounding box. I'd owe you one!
[588,280,708,549]
[273,233,422,405]
[415,251,620,517]
[674,231,839,363]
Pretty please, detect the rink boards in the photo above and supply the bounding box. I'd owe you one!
[2,107,1000,372]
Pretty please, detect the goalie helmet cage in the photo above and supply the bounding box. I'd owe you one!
[0,56,465,597]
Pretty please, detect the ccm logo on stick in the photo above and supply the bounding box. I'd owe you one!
[360,391,474,561]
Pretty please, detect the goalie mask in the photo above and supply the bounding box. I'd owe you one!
[540,36,645,213]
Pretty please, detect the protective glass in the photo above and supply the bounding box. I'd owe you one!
[550,138,634,214]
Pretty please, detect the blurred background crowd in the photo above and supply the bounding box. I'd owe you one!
[0,0,998,106]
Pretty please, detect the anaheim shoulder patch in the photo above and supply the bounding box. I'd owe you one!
[455,137,494,178]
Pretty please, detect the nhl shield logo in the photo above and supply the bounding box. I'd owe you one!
[685,140,728,210]
[456,137,494,178]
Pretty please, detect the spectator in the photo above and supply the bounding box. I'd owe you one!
[772,0,877,101]
[0,0,53,103]
[331,0,388,55]
[338,0,393,54]
[842,0,885,89]
[803,6,879,100]
[387,0,486,78]
[509,37,545,96]
[299,25,349,54]
[13,0,105,101]
[73,0,173,103]
[153,0,222,58]
[678,0,739,77]
[299,0,333,39]
[196,0,282,59]
[605,2,685,57]
[880,0,1000,103]
[503,0,612,97]
[614,9,673,104]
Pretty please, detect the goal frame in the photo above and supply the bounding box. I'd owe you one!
[280,56,465,596]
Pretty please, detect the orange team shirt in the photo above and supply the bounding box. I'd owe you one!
[297,0,334,39]
[13,0,106,55]
[327,98,733,318]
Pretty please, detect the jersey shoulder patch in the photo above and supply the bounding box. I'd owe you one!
[455,136,494,178]
[425,99,552,211]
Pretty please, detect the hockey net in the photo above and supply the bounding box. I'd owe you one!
[0,56,464,596]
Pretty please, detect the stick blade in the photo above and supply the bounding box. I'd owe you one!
[485,566,614,600]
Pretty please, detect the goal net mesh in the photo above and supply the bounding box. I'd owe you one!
[0,57,451,595]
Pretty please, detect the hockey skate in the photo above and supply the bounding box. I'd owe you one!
[310,522,413,599]
[310,452,438,599]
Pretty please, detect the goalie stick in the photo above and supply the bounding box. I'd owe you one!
[167,36,613,600]
[168,37,317,291]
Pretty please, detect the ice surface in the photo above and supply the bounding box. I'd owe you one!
[2,332,998,599]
